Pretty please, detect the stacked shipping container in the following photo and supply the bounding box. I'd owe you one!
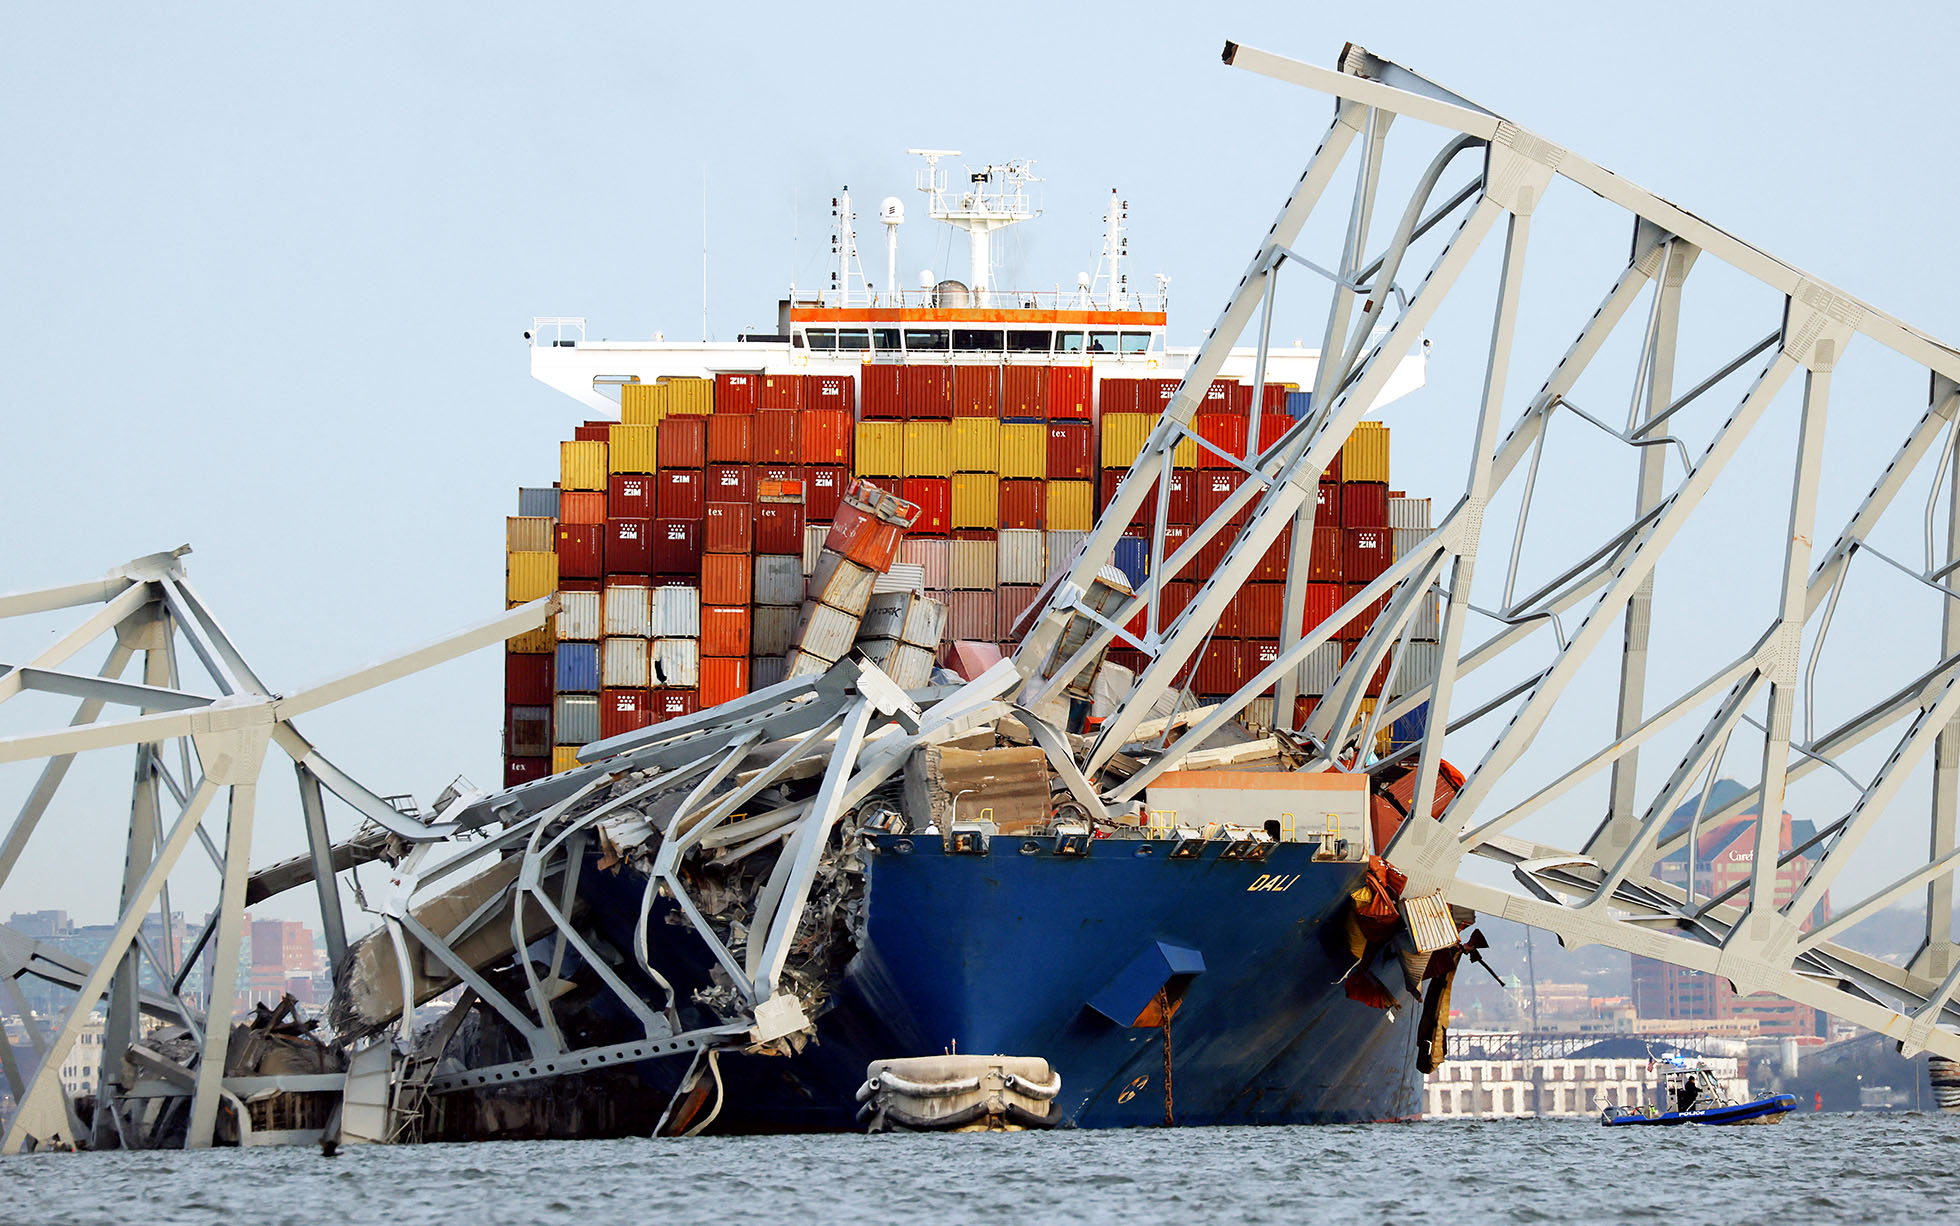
[505,368,1429,782]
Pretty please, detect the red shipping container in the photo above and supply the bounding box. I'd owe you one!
[1048,366,1092,420]
[755,373,805,411]
[700,657,750,707]
[1192,640,1237,695]
[1002,366,1047,418]
[1252,530,1290,582]
[1346,527,1391,581]
[755,500,806,555]
[705,463,755,503]
[608,474,654,519]
[861,365,903,419]
[1195,412,1248,467]
[799,409,853,465]
[653,689,699,720]
[702,553,752,605]
[505,653,553,706]
[1253,412,1292,454]
[1321,447,1343,484]
[1162,469,1197,526]
[1203,379,1254,416]
[1150,378,1180,412]
[1342,583,1394,641]
[1262,383,1291,414]
[1157,526,1193,581]
[1234,640,1279,695]
[657,469,705,520]
[755,409,800,464]
[704,502,753,554]
[999,479,1045,530]
[555,523,603,579]
[575,421,610,443]
[657,416,707,469]
[1222,582,1285,638]
[1310,526,1344,581]
[808,375,855,415]
[1302,581,1343,635]
[505,757,551,787]
[802,465,848,521]
[599,688,653,739]
[827,499,910,570]
[707,414,755,464]
[953,365,1000,417]
[1100,378,1143,416]
[901,365,952,418]
[715,372,758,414]
[603,517,654,575]
[650,519,703,576]
[1194,530,1233,579]
[1343,481,1390,528]
[754,463,799,486]
[1194,471,1246,528]
[1316,480,1341,527]
[902,478,952,537]
[1101,470,1156,531]
[1046,422,1094,480]
[700,606,751,657]
[560,491,607,525]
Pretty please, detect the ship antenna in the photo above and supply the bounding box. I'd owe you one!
[1089,188,1129,310]
[701,167,711,342]
[909,149,1038,303]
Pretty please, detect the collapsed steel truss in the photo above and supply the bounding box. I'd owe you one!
[1017,43,1960,1060]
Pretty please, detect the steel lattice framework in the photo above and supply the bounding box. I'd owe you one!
[1017,42,1960,1061]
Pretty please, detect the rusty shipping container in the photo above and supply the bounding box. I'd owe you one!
[557,491,605,526]
[809,374,855,414]
[505,653,553,706]
[707,414,755,464]
[1310,525,1343,582]
[702,552,752,605]
[1345,527,1391,581]
[1343,482,1389,528]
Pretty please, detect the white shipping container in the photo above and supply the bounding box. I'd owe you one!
[1392,527,1428,560]
[558,590,601,641]
[897,538,951,589]
[860,591,947,649]
[803,524,828,577]
[603,585,652,638]
[809,553,879,617]
[949,538,997,590]
[752,606,798,656]
[1387,496,1432,530]
[754,555,804,607]
[653,638,699,689]
[1243,696,1276,733]
[554,694,599,746]
[873,563,926,594]
[602,636,651,688]
[997,529,1046,585]
[792,601,862,662]
[855,637,934,689]
[784,648,833,680]
[1300,642,1345,696]
[651,586,700,638]
[1044,531,1087,579]
[1410,590,1441,641]
[751,655,789,689]
[1392,641,1441,697]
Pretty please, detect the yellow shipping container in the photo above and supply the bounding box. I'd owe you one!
[662,377,715,415]
[552,746,583,775]
[609,423,659,474]
[951,473,999,529]
[506,600,557,654]
[856,421,903,477]
[621,382,669,424]
[507,551,559,602]
[903,421,951,478]
[950,418,1000,473]
[999,423,1047,479]
[1342,421,1390,483]
[1100,414,1152,468]
[560,440,608,491]
[507,516,555,553]
[1047,481,1094,531]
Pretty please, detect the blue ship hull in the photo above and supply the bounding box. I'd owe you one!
[574,833,1424,1132]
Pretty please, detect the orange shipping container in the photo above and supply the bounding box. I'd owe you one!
[952,365,1000,417]
[1047,366,1093,419]
[756,410,800,464]
[1001,366,1047,417]
[714,372,757,414]
[657,416,707,469]
[902,365,953,418]
[809,375,855,414]
[559,490,607,525]
[700,605,752,657]
[999,479,1044,530]
[756,374,805,411]
[702,552,752,605]
[707,414,755,464]
[700,657,750,707]
[861,365,903,419]
[799,408,853,465]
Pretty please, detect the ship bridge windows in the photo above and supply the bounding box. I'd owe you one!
[1006,329,1053,353]
[953,328,1005,352]
[801,328,873,351]
[903,328,950,352]
[872,328,901,352]
[1057,331,1084,354]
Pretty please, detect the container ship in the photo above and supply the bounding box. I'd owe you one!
[367,154,1463,1137]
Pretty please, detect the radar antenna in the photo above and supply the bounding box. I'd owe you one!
[908,150,1039,299]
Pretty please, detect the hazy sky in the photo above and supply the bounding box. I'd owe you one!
[4,2,1958,934]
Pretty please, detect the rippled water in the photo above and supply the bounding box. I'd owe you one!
[9,1114,1960,1225]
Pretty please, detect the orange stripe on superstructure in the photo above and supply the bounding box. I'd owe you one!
[789,307,1168,326]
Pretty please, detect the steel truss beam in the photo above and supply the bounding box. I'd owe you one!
[1014,41,1960,1062]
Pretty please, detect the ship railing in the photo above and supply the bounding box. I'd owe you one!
[529,316,587,347]
[813,288,1168,313]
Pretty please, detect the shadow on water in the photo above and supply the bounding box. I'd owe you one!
[7,1113,1960,1226]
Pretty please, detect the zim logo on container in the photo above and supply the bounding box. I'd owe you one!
[1245,874,1300,893]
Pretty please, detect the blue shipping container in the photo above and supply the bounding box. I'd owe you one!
[519,486,561,518]
[554,641,600,692]
[1112,537,1149,588]
[1285,390,1313,420]
[1391,702,1429,747]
